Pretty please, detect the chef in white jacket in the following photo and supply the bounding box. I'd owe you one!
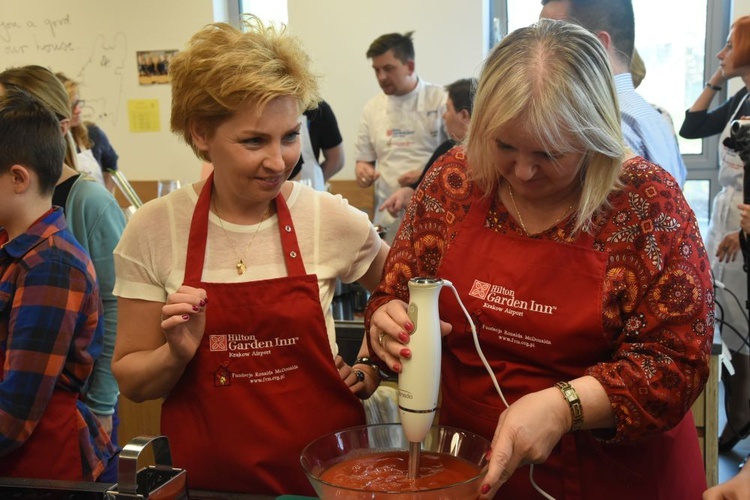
[355,31,446,242]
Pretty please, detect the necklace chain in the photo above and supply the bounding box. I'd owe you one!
[212,199,270,275]
[507,183,574,236]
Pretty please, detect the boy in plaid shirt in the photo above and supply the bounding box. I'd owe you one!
[0,89,114,480]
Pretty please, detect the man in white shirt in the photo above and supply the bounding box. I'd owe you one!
[355,31,446,242]
[540,0,687,187]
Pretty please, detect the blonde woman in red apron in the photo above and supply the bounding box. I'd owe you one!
[111,17,388,496]
[366,20,713,499]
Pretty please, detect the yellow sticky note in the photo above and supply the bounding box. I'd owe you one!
[127,99,161,133]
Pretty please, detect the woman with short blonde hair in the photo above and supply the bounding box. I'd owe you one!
[112,16,388,496]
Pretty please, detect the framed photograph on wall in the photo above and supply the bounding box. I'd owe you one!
[137,49,177,85]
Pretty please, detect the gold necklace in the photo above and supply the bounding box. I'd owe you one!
[507,183,575,236]
[212,199,270,275]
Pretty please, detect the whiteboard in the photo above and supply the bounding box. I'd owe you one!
[0,0,214,181]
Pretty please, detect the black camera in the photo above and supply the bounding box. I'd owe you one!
[728,119,750,165]
[731,119,750,139]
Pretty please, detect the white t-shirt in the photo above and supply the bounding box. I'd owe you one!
[113,181,382,357]
[77,149,105,186]
[355,78,447,208]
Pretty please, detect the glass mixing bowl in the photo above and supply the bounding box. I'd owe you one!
[300,424,489,499]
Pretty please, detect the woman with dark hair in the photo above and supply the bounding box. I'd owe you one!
[680,15,750,453]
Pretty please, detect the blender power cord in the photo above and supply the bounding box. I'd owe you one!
[717,317,750,351]
[715,279,749,324]
[715,296,750,351]
[445,282,555,500]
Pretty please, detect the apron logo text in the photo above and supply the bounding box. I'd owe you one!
[387,128,415,138]
[230,364,299,384]
[469,279,558,317]
[484,325,552,349]
[209,333,301,358]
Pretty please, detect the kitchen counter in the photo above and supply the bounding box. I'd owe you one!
[0,477,311,499]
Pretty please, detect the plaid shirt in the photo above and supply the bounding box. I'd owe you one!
[0,207,114,480]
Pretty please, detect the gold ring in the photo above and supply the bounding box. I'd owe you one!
[361,177,367,183]
[378,332,385,346]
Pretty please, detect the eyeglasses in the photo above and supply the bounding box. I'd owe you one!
[73,99,85,109]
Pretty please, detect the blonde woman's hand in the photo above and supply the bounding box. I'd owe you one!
[336,354,360,391]
[369,300,452,374]
[479,388,570,499]
[369,300,411,374]
[160,285,208,364]
[336,354,378,399]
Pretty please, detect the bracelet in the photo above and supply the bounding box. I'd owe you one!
[705,82,723,91]
[354,357,381,381]
[555,381,584,432]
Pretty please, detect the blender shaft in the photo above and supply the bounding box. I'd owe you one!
[407,441,421,479]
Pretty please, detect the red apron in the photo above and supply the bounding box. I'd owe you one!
[161,175,366,495]
[0,352,83,480]
[436,197,706,499]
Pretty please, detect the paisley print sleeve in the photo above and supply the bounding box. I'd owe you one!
[364,147,475,361]
[586,158,713,443]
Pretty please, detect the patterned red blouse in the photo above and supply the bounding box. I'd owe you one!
[366,147,714,443]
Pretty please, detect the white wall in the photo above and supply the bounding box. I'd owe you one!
[287,0,488,181]
[1,0,214,181]
[735,0,750,16]
[7,0,741,182]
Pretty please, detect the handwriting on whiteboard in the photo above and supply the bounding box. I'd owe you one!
[0,14,75,54]
[0,13,127,126]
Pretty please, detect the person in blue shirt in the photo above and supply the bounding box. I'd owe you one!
[540,0,687,187]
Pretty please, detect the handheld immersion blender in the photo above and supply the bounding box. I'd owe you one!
[399,277,446,480]
[397,277,555,498]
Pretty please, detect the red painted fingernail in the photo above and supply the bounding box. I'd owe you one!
[481,484,491,495]
[182,314,190,320]
[200,299,207,307]
[404,322,414,332]
[392,363,402,373]
[193,306,200,311]
[398,333,410,343]
[399,348,411,358]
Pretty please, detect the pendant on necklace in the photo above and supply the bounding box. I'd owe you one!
[236,260,246,275]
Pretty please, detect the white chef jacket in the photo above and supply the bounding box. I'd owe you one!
[355,78,446,237]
